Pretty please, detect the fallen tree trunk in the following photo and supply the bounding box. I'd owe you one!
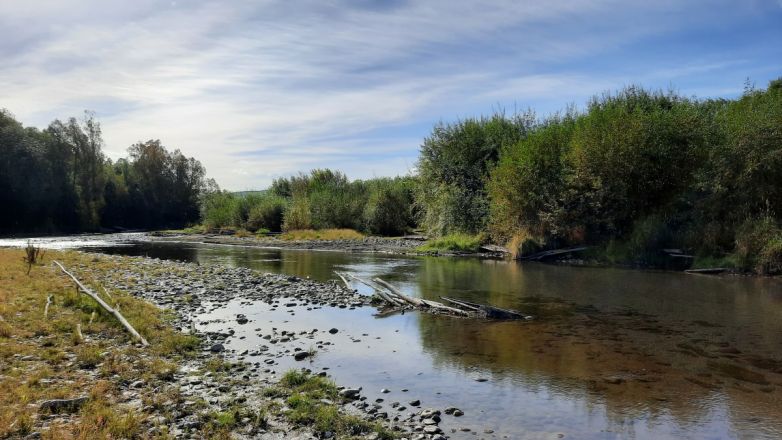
[441,296,530,320]
[53,260,149,347]
[343,273,405,307]
[372,278,426,307]
[334,271,352,291]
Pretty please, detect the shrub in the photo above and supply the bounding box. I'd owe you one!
[734,216,781,273]
[283,197,312,231]
[363,178,415,236]
[246,195,287,232]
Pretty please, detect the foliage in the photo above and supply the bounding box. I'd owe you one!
[483,79,782,272]
[363,177,416,236]
[0,110,208,233]
[415,112,534,236]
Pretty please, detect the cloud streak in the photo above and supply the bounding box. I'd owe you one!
[1,0,781,189]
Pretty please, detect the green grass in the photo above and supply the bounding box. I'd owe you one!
[272,369,396,439]
[417,233,484,253]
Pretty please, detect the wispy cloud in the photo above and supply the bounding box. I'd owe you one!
[1,0,780,189]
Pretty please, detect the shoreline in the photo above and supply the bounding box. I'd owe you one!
[1,248,465,439]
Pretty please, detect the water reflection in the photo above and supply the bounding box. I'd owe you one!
[71,240,782,438]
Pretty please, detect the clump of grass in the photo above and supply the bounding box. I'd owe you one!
[417,233,484,253]
[275,369,396,438]
[234,229,252,238]
[280,229,364,241]
[75,345,103,369]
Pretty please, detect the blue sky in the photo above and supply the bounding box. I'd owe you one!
[1,0,780,190]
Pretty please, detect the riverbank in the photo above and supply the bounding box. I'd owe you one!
[148,230,509,259]
[0,247,472,439]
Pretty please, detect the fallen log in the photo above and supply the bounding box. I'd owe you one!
[372,278,425,307]
[345,273,405,307]
[441,296,530,320]
[53,260,149,347]
[373,278,472,316]
[684,267,730,275]
[334,271,352,291]
[480,244,511,254]
[519,246,590,261]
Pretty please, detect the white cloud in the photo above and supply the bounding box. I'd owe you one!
[0,0,771,189]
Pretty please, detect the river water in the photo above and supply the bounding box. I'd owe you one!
[3,235,782,439]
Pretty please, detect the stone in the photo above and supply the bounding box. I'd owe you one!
[293,351,310,361]
[39,397,88,414]
[339,388,361,399]
[329,328,339,334]
[209,343,225,353]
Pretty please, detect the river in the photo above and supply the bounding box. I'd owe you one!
[3,234,781,439]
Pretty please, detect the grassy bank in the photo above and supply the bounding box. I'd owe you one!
[416,233,484,253]
[0,248,201,438]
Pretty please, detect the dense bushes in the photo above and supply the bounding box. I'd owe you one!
[201,171,416,236]
[417,78,782,273]
[415,113,533,236]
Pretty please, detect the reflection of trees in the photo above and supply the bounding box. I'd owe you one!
[415,298,782,437]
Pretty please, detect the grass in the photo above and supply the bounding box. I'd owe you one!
[271,369,396,439]
[279,229,364,241]
[0,247,203,438]
[417,233,484,253]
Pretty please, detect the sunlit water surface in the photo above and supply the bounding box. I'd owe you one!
[3,235,781,439]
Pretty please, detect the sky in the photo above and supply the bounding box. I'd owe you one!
[1,1,781,190]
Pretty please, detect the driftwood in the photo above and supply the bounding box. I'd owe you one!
[479,244,511,254]
[685,267,729,275]
[44,294,53,319]
[441,296,529,320]
[53,260,149,347]
[342,273,404,306]
[341,272,527,320]
[519,246,590,261]
[373,278,425,307]
[334,272,352,291]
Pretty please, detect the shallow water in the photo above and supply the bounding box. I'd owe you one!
[3,236,782,439]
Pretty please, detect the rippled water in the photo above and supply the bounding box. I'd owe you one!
[3,236,781,439]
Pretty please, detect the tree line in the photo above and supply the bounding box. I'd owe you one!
[201,169,416,237]
[0,110,211,233]
[417,78,782,273]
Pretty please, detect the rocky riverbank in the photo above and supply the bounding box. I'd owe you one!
[72,252,472,439]
[147,231,508,259]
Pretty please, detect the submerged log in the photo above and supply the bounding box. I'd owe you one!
[440,296,531,320]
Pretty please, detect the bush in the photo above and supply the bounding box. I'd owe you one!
[246,195,287,232]
[734,216,782,273]
[416,112,533,236]
[283,197,312,231]
[363,178,415,236]
[200,192,238,230]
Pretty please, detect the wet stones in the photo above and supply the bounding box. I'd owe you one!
[339,388,361,399]
[236,314,248,324]
[293,351,311,361]
[209,343,225,353]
